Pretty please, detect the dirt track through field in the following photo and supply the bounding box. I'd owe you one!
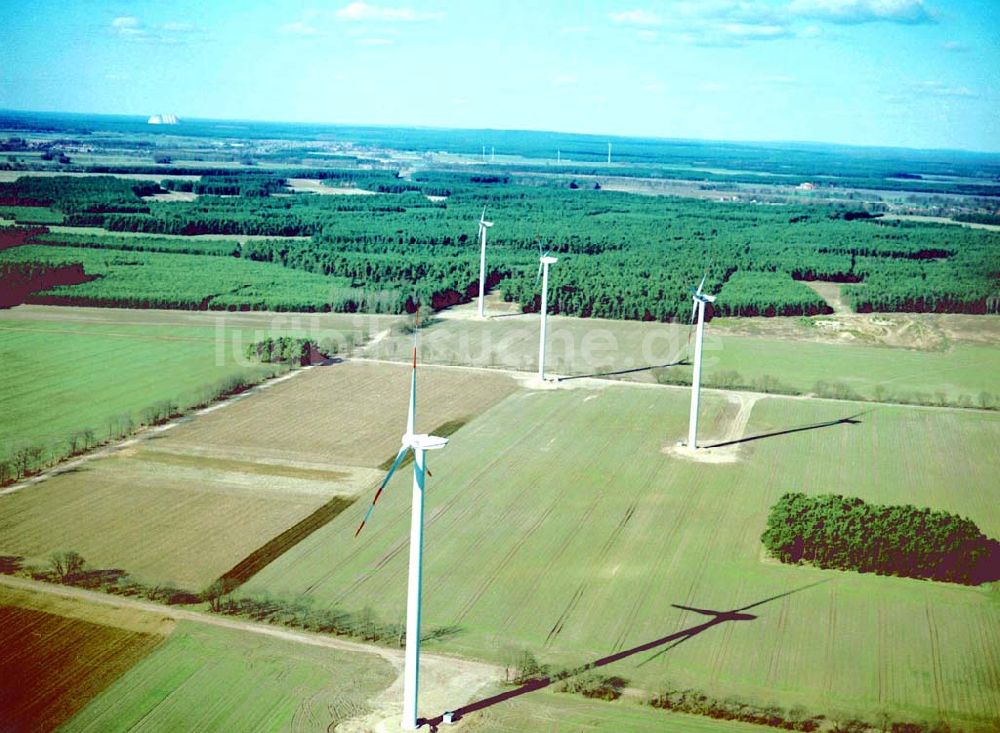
[0,575,501,731]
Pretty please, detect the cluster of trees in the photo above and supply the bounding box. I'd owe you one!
[213,593,405,644]
[761,492,999,585]
[32,230,240,256]
[0,551,200,604]
[0,175,157,216]
[243,237,500,313]
[244,337,320,365]
[162,173,288,197]
[556,674,628,701]
[954,212,1000,226]
[649,685,964,733]
[205,591,455,648]
[649,685,824,731]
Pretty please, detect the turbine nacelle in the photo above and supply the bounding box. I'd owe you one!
[403,433,449,451]
[479,206,494,231]
[540,255,559,265]
[691,290,716,304]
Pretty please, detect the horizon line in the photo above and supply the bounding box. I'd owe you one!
[2,106,999,158]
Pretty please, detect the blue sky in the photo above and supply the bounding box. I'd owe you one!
[2,1,998,151]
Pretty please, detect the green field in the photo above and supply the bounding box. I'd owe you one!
[369,312,1000,405]
[0,205,65,223]
[245,383,1000,729]
[0,598,165,732]
[60,621,395,733]
[0,307,389,464]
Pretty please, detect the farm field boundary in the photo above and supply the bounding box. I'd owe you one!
[0,585,169,733]
[1,576,501,731]
[0,365,312,496]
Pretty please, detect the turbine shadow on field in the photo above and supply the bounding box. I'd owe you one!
[558,359,688,382]
[420,580,829,728]
[704,411,870,449]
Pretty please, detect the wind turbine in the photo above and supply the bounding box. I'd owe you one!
[686,271,716,450]
[536,245,559,381]
[354,338,448,730]
[476,207,493,319]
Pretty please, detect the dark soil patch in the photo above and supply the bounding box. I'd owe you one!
[216,495,356,589]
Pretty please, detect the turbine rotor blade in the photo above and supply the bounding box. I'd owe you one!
[354,445,410,537]
[407,347,416,436]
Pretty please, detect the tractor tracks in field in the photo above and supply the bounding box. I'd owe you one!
[453,501,559,625]
[925,602,946,714]
[323,413,544,605]
[543,499,636,647]
[609,470,704,656]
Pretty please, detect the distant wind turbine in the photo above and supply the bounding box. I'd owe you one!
[536,245,559,381]
[476,207,494,319]
[354,338,448,730]
[686,271,716,449]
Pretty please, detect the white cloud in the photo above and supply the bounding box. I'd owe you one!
[608,9,662,26]
[611,0,933,47]
[357,37,393,45]
[699,82,729,92]
[942,40,969,52]
[721,22,792,39]
[111,16,145,38]
[282,21,322,36]
[336,2,440,22]
[110,16,200,42]
[644,81,666,93]
[788,0,934,25]
[559,25,590,35]
[914,80,976,98]
[552,74,579,86]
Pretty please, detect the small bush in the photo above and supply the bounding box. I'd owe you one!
[558,674,628,701]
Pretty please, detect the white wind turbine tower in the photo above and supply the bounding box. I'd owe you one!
[476,207,494,319]
[354,339,448,730]
[536,246,559,381]
[686,272,716,450]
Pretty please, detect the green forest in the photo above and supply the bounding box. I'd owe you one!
[1,171,997,318]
